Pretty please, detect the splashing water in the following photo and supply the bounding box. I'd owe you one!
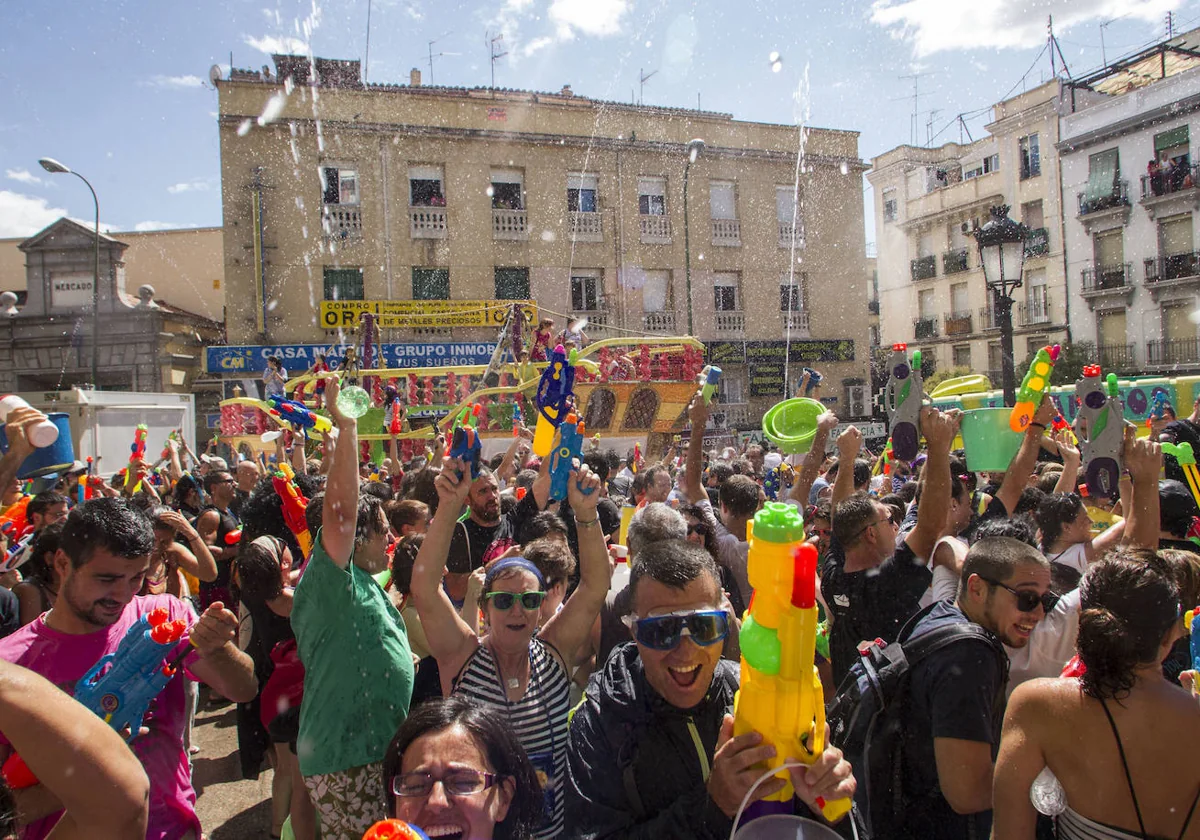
[236,119,252,137]
[258,91,288,127]
[840,160,849,175]
[769,51,783,73]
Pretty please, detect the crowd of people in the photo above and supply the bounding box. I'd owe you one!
[0,370,1195,840]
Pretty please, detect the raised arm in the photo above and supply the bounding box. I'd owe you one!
[496,427,532,487]
[791,412,838,505]
[905,407,961,562]
[685,393,708,504]
[1052,432,1081,495]
[994,397,1054,516]
[1120,426,1162,550]
[320,377,359,568]
[541,465,606,668]
[830,426,862,510]
[159,510,217,582]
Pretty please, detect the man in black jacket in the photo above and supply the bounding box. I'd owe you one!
[566,539,856,839]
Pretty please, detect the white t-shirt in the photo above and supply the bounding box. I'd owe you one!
[1045,542,1089,577]
[1006,589,1082,695]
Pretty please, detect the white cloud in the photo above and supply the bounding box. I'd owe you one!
[244,34,309,55]
[166,179,212,195]
[871,0,1182,57]
[5,168,44,187]
[143,74,205,89]
[548,0,629,38]
[523,36,555,56]
[0,191,68,238]
[133,221,190,232]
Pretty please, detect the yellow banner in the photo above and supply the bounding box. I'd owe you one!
[319,300,537,329]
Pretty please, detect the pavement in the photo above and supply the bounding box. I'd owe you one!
[192,700,276,839]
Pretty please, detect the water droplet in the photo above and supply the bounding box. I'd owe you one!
[840,161,849,176]
[770,52,783,73]
[697,253,705,261]
[645,40,652,47]
[236,119,253,137]
[267,299,279,312]
[486,186,495,197]
[541,229,556,242]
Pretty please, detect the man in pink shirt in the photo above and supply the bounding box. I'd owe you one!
[0,497,257,840]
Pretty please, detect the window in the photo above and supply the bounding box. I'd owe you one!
[918,233,933,258]
[988,342,1002,374]
[1154,125,1190,165]
[494,267,529,300]
[570,271,601,312]
[713,272,740,311]
[950,282,969,314]
[1095,229,1124,268]
[1159,214,1193,256]
[409,165,445,206]
[776,185,797,223]
[1026,269,1048,315]
[1019,134,1041,179]
[638,177,666,215]
[883,189,897,223]
[948,221,966,249]
[709,181,736,220]
[642,270,670,312]
[567,173,598,212]
[1084,148,1120,209]
[984,154,999,173]
[1164,303,1194,341]
[490,169,524,210]
[780,273,806,311]
[323,267,363,301]
[719,371,745,405]
[1098,310,1127,347]
[953,345,971,368]
[918,288,935,320]
[412,268,449,300]
[1022,200,1044,231]
[321,167,359,205]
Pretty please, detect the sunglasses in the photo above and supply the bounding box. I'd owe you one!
[392,769,499,798]
[623,610,730,650]
[687,522,710,537]
[483,590,547,611]
[978,576,1060,614]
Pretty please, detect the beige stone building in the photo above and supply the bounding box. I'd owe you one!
[215,56,872,425]
[868,81,1069,382]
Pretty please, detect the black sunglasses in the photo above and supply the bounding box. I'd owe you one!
[978,576,1059,614]
[687,522,710,537]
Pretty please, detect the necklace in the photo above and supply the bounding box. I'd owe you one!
[507,676,520,690]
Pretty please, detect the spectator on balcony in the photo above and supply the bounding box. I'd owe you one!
[530,319,554,362]
[1149,158,1163,196]
[557,318,589,349]
[263,356,287,400]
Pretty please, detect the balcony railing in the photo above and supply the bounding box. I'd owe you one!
[1078,180,1130,216]
[322,205,363,239]
[868,299,880,315]
[493,209,529,240]
[712,218,741,246]
[722,403,752,428]
[1145,251,1200,283]
[643,310,677,333]
[639,214,672,243]
[944,310,973,336]
[1019,294,1052,326]
[980,306,999,331]
[911,255,937,282]
[784,311,810,332]
[714,310,745,334]
[1024,227,1050,257]
[1099,343,1136,372]
[572,310,611,339]
[1081,263,1133,293]
[914,316,939,340]
[410,206,448,239]
[1148,337,1200,366]
[1140,163,1200,199]
[942,248,969,275]
[778,221,799,248]
[568,210,603,242]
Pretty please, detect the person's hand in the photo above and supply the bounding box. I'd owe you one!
[156,510,197,539]
[434,457,474,509]
[1054,430,1080,464]
[568,464,602,516]
[1123,424,1162,485]
[189,602,239,655]
[465,566,487,601]
[0,406,49,460]
[786,727,857,821]
[1179,670,1198,698]
[1033,394,1056,428]
[796,370,811,398]
[920,407,962,453]
[518,424,534,442]
[689,392,709,431]
[835,425,862,459]
[166,436,180,454]
[817,411,839,434]
[707,714,786,818]
[324,376,354,429]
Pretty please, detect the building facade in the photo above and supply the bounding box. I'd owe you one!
[214,56,872,425]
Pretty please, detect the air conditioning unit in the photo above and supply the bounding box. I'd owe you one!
[961,222,971,233]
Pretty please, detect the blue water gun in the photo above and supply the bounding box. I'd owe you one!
[267,394,333,436]
[549,412,590,502]
[801,367,822,396]
[533,344,575,458]
[448,404,482,480]
[1185,607,1199,696]
[699,365,722,405]
[1147,389,1169,428]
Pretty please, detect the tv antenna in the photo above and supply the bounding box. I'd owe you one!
[957,114,975,144]
[896,72,932,146]
[427,31,460,85]
[638,68,658,105]
[1048,16,1071,79]
[487,31,507,89]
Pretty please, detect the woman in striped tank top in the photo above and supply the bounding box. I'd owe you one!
[411,455,610,839]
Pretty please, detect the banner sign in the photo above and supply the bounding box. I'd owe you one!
[206,342,498,374]
[319,299,536,329]
[705,340,855,397]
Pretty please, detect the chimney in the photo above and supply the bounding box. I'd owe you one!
[561,84,573,97]
[410,68,422,87]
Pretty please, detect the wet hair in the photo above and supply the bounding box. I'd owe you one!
[0,777,14,840]
[1035,493,1086,547]
[1157,548,1200,614]
[629,538,721,603]
[522,538,576,588]
[679,503,720,558]
[583,453,609,483]
[400,468,439,516]
[720,475,760,519]
[521,511,567,546]
[1078,552,1181,700]
[958,536,1050,602]
[707,462,733,486]
[513,469,538,495]
[895,481,918,504]
[878,494,906,528]
[24,522,63,587]
[362,480,394,502]
[642,465,670,491]
[59,498,155,569]
[1014,487,1047,516]
[304,491,324,538]
[832,492,880,549]
[235,537,286,604]
[173,473,202,506]
[238,474,321,561]
[806,500,832,524]
[1035,470,1064,495]
[627,502,686,559]
[971,514,1039,548]
[27,491,67,521]
[385,499,429,534]
[629,472,647,499]
[853,459,872,488]
[389,534,424,596]
[1159,480,1198,538]
[354,494,387,548]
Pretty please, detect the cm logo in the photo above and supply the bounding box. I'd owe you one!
[218,356,247,370]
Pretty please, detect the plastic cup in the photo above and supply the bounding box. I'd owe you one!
[336,385,372,419]
[734,815,845,840]
[960,407,1023,472]
[762,398,824,454]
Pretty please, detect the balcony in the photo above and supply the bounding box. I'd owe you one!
[980,306,1000,331]
[1139,164,1200,220]
[410,206,448,239]
[914,316,939,340]
[1145,251,1200,284]
[568,210,603,242]
[322,205,363,240]
[868,299,880,315]
[784,311,810,333]
[1024,227,1050,258]
[712,218,741,246]
[719,403,752,428]
[911,255,937,282]
[493,209,529,240]
[1099,343,1136,372]
[778,221,799,248]
[643,310,677,333]
[714,310,745,335]
[944,310,973,336]
[1080,263,1135,308]
[1147,337,1200,368]
[942,248,969,275]
[572,309,611,339]
[639,214,672,244]
[903,169,1003,228]
[1018,294,1053,326]
[1077,180,1131,231]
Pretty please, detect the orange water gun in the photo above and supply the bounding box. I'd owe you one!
[362,821,429,840]
[272,463,312,558]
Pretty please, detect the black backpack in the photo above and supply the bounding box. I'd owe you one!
[826,603,1007,839]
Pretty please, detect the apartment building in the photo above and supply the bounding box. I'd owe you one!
[868,81,1070,382]
[214,56,872,425]
[1058,32,1200,374]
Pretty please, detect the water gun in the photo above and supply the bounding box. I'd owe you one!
[389,400,404,436]
[512,402,524,437]
[1186,607,1199,697]
[533,344,575,458]
[549,413,589,502]
[1162,442,1200,512]
[700,365,722,405]
[272,463,313,558]
[225,529,242,546]
[1147,390,1169,427]
[448,404,482,480]
[1073,367,1124,499]
[125,425,148,493]
[801,367,822,396]
[631,442,642,474]
[734,503,852,823]
[160,430,179,462]
[362,821,430,840]
[1010,344,1059,433]
[0,496,29,539]
[882,343,922,461]
[267,394,333,436]
[0,530,33,574]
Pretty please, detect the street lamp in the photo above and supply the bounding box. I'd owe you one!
[682,138,705,336]
[39,157,101,391]
[973,205,1029,407]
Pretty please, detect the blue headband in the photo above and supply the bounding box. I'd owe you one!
[485,557,546,589]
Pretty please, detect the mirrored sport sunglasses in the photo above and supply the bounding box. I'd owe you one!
[623,610,730,650]
[978,576,1060,614]
[483,590,547,611]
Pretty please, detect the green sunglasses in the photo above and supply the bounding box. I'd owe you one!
[484,590,547,611]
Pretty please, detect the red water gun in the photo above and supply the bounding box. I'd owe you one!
[125,425,148,492]
[389,400,403,436]
[272,464,313,558]
[362,821,430,840]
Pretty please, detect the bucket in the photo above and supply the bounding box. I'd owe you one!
[734,815,845,840]
[960,407,1022,472]
[0,413,75,479]
[762,398,824,454]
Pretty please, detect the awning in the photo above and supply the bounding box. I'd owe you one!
[1086,149,1119,202]
[1155,124,1189,152]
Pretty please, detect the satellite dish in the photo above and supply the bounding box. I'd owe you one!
[209,64,224,86]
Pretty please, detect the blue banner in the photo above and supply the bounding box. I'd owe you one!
[206,342,499,374]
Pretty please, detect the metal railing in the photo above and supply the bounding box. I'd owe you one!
[572,310,610,338]
[712,218,741,246]
[714,310,745,334]
[322,205,363,239]
[1140,163,1200,199]
[721,403,752,427]
[493,209,529,240]
[914,316,939,339]
[1147,337,1200,366]
[868,299,880,315]
[1081,263,1133,293]
[409,207,448,239]
[1077,180,1130,216]
[942,248,969,275]
[778,221,799,248]
[1025,227,1050,257]
[944,310,973,335]
[643,310,677,333]
[568,211,603,241]
[639,214,672,243]
[980,306,1000,331]
[1099,343,1136,371]
[1019,294,1052,326]
[1145,251,1200,283]
[784,310,810,332]
[911,255,937,281]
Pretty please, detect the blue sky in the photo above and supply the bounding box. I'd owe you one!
[2,0,1196,243]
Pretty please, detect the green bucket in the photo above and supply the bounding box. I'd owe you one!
[960,407,1023,472]
[762,398,824,454]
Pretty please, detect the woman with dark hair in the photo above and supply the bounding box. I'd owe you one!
[142,507,217,599]
[382,695,543,840]
[12,524,62,626]
[171,473,205,521]
[992,554,1200,839]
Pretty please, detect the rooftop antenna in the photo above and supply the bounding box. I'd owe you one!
[897,72,932,146]
[1048,15,1071,79]
[427,31,459,85]
[925,109,941,146]
[957,113,975,144]
[1167,10,1175,39]
[639,68,658,105]
[364,0,373,81]
[487,31,507,89]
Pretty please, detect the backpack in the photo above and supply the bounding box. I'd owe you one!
[826,603,1007,839]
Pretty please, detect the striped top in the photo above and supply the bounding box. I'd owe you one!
[453,638,570,839]
[1059,807,1155,840]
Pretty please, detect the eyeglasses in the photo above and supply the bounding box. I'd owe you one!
[392,770,500,798]
[851,517,891,542]
[483,590,547,611]
[978,576,1060,614]
[623,610,730,650]
[808,528,832,538]
[212,478,235,485]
